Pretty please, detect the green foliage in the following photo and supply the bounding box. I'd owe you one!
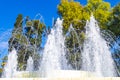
[26,21,32,27]
[14,14,23,28]
[58,0,86,69]
[108,3,120,36]
[57,0,114,69]
[2,0,120,73]
[7,14,46,70]
[0,68,3,77]
[9,14,23,52]
[58,0,87,69]
[1,56,7,68]
[66,52,81,69]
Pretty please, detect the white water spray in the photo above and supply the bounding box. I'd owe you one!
[2,49,18,78]
[39,18,68,77]
[81,15,117,77]
[26,56,34,71]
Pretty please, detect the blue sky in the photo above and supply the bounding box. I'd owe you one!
[0,0,119,29]
[0,0,119,67]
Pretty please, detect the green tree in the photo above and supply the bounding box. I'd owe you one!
[57,0,111,69]
[9,14,23,52]
[8,14,46,70]
[108,3,120,37]
[108,3,120,73]
[58,0,86,69]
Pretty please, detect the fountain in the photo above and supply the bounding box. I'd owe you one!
[1,16,118,78]
[81,15,117,77]
[13,56,38,78]
[39,18,69,77]
[26,56,34,71]
[2,49,18,78]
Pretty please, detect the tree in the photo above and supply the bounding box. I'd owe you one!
[58,0,86,69]
[58,0,85,33]
[23,19,45,70]
[9,14,23,52]
[108,3,120,37]
[8,14,46,70]
[85,0,111,29]
[57,0,112,69]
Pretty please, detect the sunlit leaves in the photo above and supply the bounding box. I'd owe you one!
[85,0,111,29]
[58,0,84,33]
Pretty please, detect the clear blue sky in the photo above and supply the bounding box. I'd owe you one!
[0,0,119,67]
[0,0,119,29]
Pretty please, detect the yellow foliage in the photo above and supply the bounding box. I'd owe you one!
[26,21,32,27]
[58,0,111,30]
[85,0,111,29]
[1,62,6,67]
[0,68,3,73]
[58,0,85,33]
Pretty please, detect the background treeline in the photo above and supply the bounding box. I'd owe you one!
[58,0,120,70]
[0,0,120,76]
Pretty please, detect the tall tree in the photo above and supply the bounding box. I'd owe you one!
[108,3,120,37]
[85,0,111,29]
[58,0,85,33]
[58,0,85,69]
[8,14,46,70]
[9,14,23,52]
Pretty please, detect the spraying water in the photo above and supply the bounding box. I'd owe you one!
[26,56,34,71]
[81,15,117,77]
[2,49,18,78]
[39,18,68,77]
